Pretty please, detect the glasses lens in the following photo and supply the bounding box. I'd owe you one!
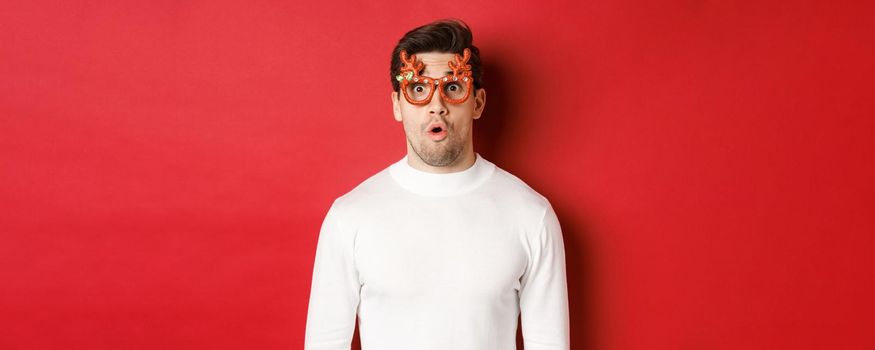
[404,82,434,102]
[442,80,469,100]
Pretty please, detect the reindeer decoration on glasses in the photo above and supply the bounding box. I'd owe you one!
[396,48,474,105]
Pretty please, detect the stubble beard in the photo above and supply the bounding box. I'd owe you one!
[408,130,465,167]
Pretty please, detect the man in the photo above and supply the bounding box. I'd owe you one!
[304,19,570,350]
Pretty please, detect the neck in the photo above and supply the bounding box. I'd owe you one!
[388,151,496,197]
[405,143,476,174]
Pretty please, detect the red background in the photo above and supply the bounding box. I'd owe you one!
[2,1,873,349]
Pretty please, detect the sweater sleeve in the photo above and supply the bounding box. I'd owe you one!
[519,200,571,350]
[304,200,361,350]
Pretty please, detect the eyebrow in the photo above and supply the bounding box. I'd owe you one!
[424,70,454,76]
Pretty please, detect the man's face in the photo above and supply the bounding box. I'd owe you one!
[391,51,486,168]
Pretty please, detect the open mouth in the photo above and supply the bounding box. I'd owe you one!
[427,123,448,141]
[427,122,447,134]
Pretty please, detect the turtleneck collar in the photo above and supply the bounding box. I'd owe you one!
[388,152,496,197]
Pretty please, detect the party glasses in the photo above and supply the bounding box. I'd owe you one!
[395,48,474,105]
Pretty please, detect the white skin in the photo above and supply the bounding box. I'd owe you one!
[391,51,487,173]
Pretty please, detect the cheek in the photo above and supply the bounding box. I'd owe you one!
[449,99,476,113]
[447,104,476,125]
[399,104,421,119]
[456,120,473,134]
[400,117,421,137]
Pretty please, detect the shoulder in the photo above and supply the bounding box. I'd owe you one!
[330,165,397,212]
[318,166,394,233]
[485,164,555,227]
[487,166,565,252]
[491,165,552,208]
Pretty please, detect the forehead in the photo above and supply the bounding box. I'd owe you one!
[414,51,456,76]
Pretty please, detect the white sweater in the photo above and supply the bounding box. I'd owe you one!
[304,153,570,350]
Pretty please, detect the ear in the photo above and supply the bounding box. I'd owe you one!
[472,88,486,120]
[391,91,402,122]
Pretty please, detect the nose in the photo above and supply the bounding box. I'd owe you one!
[426,93,448,116]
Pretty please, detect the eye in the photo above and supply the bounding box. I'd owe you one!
[414,85,425,93]
[444,82,464,93]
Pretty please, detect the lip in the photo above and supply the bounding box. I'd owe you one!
[426,122,448,141]
[427,121,447,131]
[428,129,448,141]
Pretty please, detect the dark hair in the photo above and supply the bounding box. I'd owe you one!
[390,18,483,93]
